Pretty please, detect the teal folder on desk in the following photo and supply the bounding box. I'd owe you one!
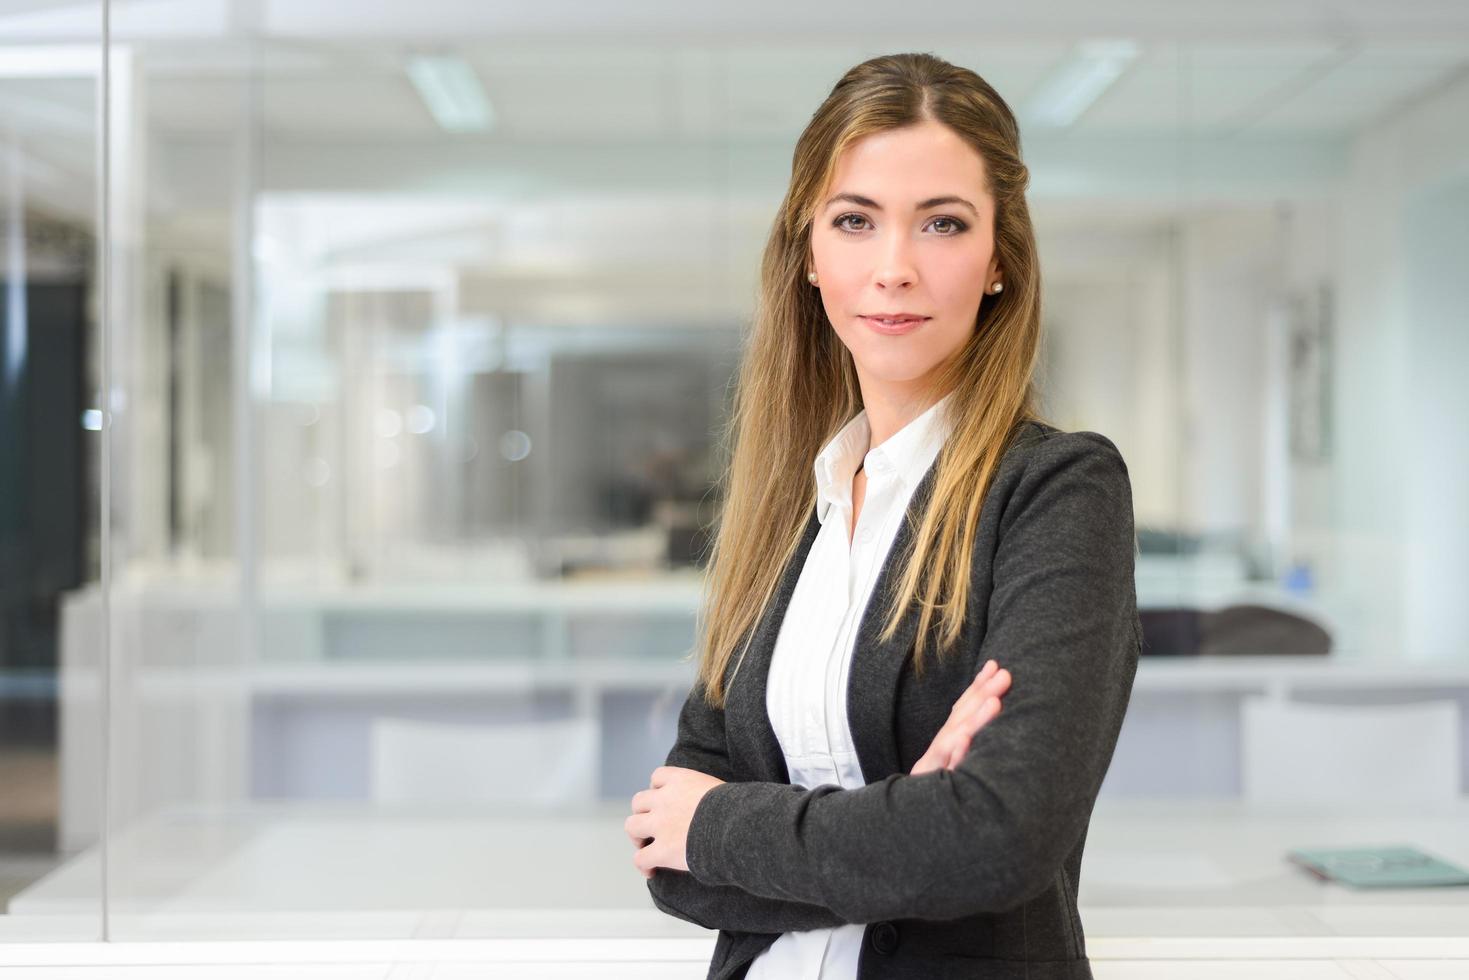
[1288,845,1469,888]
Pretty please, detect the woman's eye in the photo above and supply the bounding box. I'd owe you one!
[832,214,967,235]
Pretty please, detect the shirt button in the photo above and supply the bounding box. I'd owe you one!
[858,528,873,544]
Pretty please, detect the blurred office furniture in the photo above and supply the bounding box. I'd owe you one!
[655,499,714,568]
[1200,604,1333,657]
[1133,526,1337,659]
[55,575,1469,847]
[1140,604,1333,658]
[371,715,599,807]
[1241,697,1461,806]
[0,276,89,855]
[1138,608,1204,658]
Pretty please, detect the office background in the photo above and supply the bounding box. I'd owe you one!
[1,0,1467,961]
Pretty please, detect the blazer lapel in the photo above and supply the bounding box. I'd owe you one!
[724,459,944,788]
[724,504,822,784]
[846,459,941,784]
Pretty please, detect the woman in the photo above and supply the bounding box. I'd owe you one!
[625,52,1140,980]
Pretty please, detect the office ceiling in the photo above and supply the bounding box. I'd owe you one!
[117,38,1469,142]
[3,0,1467,323]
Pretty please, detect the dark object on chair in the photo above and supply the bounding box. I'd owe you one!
[1138,608,1203,657]
[1139,605,1332,657]
[1199,603,1331,656]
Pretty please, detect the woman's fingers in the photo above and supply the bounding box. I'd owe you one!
[626,813,654,850]
[951,665,1010,719]
[977,695,1001,729]
[948,661,994,716]
[912,663,1012,776]
[946,696,1001,769]
[971,661,1007,698]
[945,731,971,769]
[912,746,946,776]
[627,816,655,877]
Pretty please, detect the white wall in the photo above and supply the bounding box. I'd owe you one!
[1036,217,1179,532]
[1336,67,1469,662]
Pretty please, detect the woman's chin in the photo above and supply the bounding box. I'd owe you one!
[851,360,942,387]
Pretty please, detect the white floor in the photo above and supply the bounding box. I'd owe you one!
[0,938,1466,978]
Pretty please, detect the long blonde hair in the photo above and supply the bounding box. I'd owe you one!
[693,52,1049,709]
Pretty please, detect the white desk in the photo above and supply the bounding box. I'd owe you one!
[5,798,1469,977]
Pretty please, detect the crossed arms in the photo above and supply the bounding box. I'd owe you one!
[646,431,1140,930]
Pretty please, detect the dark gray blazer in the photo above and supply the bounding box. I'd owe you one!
[647,420,1141,980]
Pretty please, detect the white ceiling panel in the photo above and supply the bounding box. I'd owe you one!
[943,44,1081,111]
[1070,42,1339,132]
[1247,43,1469,132]
[468,60,671,140]
[63,37,1467,143]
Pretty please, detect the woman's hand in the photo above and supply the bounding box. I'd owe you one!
[626,766,725,879]
[910,658,1011,776]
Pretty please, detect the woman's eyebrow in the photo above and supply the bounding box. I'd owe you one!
[824,192,978,216]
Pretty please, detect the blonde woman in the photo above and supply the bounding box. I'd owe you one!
[626,52,1140,980]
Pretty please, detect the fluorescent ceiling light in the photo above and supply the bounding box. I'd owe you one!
[405,53,494,133]
[1025,39,1140,128]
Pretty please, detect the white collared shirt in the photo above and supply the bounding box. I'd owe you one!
[745,391,956,980]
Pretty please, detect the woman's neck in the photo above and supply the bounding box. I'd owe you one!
[861,388,941,449]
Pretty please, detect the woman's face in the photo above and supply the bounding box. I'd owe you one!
[808,120,1001,403]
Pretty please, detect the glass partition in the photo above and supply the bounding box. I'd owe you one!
[2,0,1466,954]
[0,0,105,941]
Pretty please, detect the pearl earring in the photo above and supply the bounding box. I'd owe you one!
[807,272,818,284]
[991,282,1003,293]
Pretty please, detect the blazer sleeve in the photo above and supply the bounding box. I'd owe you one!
[682,431,1141,924]
[645,673,850,932]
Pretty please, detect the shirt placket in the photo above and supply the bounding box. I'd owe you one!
[800,514,847,789]
[824,469,890,781]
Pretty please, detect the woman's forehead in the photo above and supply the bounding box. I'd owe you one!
[827,126,990,199]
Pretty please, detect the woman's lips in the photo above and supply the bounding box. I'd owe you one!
[860,315,930,336]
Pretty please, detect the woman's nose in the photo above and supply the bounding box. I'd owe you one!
[873,233,917,289]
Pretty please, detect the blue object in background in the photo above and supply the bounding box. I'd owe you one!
[1284,560,1315,596]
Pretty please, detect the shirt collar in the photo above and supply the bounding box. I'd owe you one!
[813,390,957,524]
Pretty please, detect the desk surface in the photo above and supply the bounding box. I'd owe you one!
[5,799,1469,976]
[9,797,1469,940]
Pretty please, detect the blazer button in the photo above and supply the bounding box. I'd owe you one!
[870,920,899,955]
